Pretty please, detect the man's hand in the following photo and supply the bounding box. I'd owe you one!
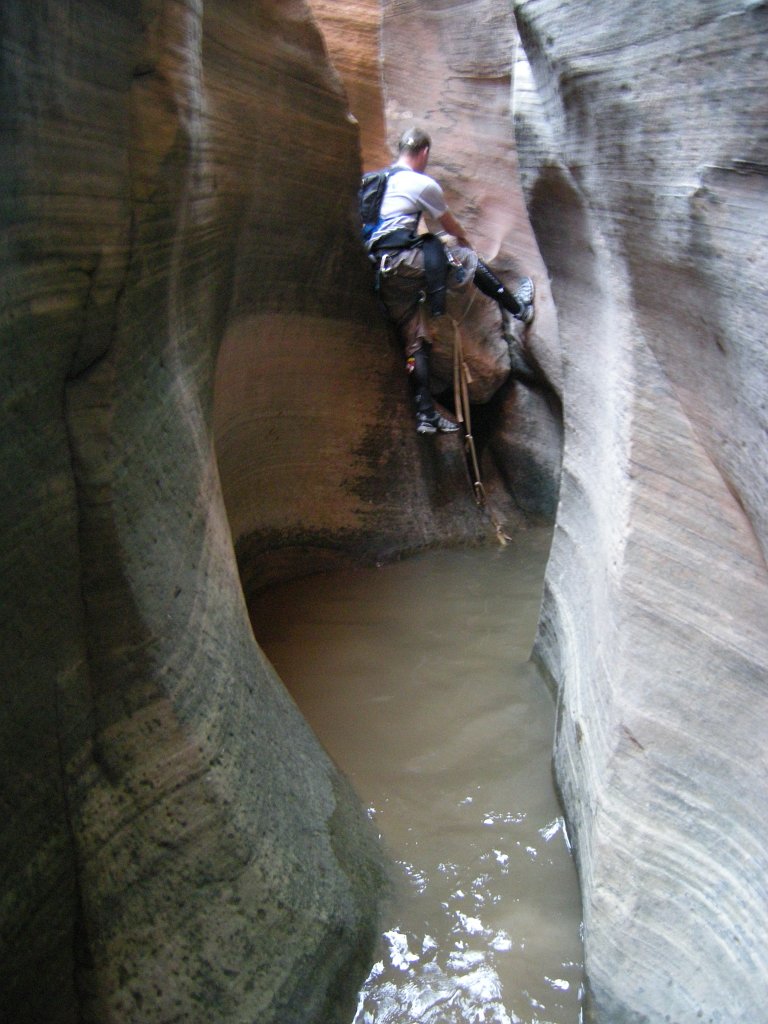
[438,210,472,250]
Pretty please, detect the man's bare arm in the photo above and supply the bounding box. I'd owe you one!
[438,209,471,249]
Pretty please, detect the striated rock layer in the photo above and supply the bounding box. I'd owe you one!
[308,0,390,169]
[513,2,768,1021]
[375,0,564,521]
[1,3,389,1022]
[216,0,560,594]
[5,0,766,1022]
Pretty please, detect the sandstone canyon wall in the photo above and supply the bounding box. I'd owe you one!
[1,3,389,1022]
[322,2,768,1018]
[376,0,564,520]
[3,1,767,1023]
[215,0,560,599]
[511,2,768,1022]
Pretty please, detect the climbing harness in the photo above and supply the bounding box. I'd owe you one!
[377,237,515,546]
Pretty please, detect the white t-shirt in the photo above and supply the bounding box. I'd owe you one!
[369,166,448,246]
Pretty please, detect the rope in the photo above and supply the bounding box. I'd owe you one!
[453,278,479,326]
[448,315,511,546]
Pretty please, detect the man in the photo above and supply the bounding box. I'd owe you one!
[367,127,535,435]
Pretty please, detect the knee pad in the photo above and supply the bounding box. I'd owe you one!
[474,259,520,315]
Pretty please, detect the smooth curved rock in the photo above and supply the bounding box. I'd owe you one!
[2,3,387,1022]
[376,0,563,520]
[6,2,765,1023]
[308,0,390,169]
[514,2,768,1020]
[206,0,516,592]
[213,310,488,595]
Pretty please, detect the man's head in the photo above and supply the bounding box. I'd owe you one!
[397,127,431,170]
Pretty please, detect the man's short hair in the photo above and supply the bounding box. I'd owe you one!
[398,127,431,154]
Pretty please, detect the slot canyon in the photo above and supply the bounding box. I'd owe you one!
[1,1,766,1023]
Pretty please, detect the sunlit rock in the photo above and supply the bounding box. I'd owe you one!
[307,0,390,169]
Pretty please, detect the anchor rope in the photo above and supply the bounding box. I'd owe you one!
[447,313,510,547]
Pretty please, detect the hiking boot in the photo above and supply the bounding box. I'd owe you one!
[416,413,459,435]
[512,276,535,324]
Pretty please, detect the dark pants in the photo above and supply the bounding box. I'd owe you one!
[373,237,522,423]
[407,346,435,419]
[374,231,524,319]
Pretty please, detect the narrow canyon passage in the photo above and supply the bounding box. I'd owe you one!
[251,531,584,1024]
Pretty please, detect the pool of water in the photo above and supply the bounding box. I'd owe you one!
[250,530,584,1024]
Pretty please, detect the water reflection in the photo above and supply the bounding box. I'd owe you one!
[251,531,583,1024]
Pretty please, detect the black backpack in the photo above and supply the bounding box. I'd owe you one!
[358,165,404,248]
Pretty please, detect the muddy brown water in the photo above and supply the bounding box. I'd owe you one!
[251,529,584,1024]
